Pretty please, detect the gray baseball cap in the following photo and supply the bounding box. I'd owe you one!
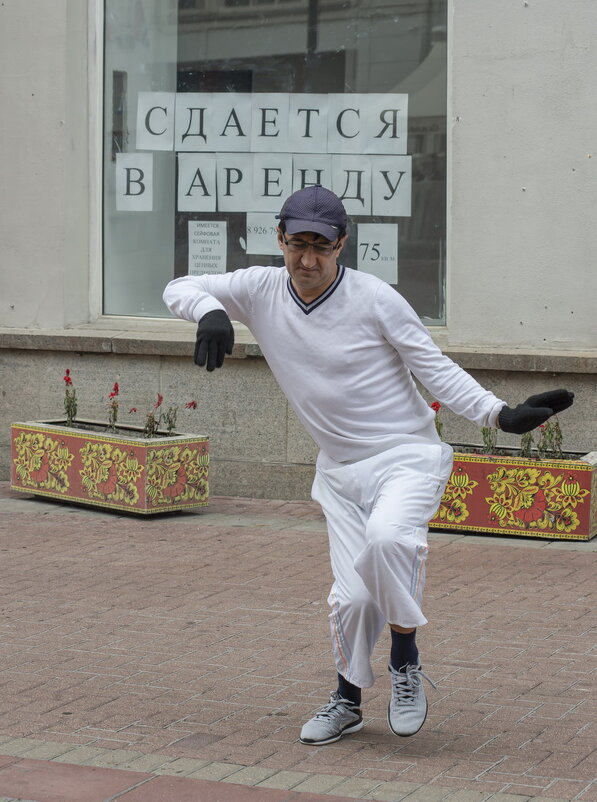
[276,185,347,241]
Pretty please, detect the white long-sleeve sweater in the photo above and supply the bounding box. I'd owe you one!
[163,264,505,462]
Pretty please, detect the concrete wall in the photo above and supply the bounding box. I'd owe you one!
[0,0,90,329]
[448,0,597,349]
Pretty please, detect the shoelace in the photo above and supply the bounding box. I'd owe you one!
[313,692,357,721]
[390,665,437,707]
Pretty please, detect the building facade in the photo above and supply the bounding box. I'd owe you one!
[0,0,595,497]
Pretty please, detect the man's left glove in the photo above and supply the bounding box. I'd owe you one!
[194,310,234,372]
[498,389,574,434]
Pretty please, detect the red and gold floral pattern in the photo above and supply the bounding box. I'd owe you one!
[12,432,74,494]
[430,453,595,541]
[146,445,209,506]
[484,466,590,534]
[79,442,144,506]
[434,465,479,524]
[10,423,209,515]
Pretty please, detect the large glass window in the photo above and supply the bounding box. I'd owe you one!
[103,0,447,322]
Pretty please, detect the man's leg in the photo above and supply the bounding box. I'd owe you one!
[389,624,418,668]
[300,461,386,745]
[312,463,388,690]
[352,443,453,737]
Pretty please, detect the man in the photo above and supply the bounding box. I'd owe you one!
[163,185,574,746]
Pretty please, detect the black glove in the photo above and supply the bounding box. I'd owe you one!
[498,389,574,434]
[194,310,234,372]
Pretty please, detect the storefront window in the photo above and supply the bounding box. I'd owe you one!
[103,0,447,322]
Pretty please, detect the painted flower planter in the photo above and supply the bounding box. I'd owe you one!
[10,420,209,515]
[429,448,597,541]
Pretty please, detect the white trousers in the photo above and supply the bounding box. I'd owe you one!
[311,442,453,689]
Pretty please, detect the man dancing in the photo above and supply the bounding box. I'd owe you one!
[163,185,573,745]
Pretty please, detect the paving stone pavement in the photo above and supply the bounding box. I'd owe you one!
[0,482,595,802]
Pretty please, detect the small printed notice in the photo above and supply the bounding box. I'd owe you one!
[246,213,280,255]
[188,221,227,275]
[357,223,398,284]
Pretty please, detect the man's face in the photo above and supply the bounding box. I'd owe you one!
[278,229,346,302]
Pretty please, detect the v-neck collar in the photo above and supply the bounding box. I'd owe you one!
[287,265,346,315]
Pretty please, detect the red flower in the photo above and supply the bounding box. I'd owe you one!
[155,393,164,408]
[430,401,441,413]
[185,400,198,409]
[63,369,73,386]
[108,382,119,399]
[514,489,547,524]
[129,407,138,413]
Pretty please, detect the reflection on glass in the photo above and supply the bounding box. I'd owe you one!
[103,0,446,322]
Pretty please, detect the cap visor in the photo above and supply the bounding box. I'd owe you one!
[285,219,340,242]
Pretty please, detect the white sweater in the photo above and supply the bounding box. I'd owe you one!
[163,265,505,462]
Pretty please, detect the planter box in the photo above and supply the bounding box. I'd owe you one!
[429,448,597,541]
[10,420,209,515]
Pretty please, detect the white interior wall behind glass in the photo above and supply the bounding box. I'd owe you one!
[103,0,177,316]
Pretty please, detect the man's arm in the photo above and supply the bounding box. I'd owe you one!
[375,283,574,432]
[163,269,258,371]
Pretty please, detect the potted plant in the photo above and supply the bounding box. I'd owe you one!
[10,370,209,515]
[427,403,596,541]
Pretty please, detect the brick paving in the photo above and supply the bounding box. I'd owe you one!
[0,481,595,801]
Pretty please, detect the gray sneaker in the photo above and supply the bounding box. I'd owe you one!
[300,691,364,745]
[387,663,437,737]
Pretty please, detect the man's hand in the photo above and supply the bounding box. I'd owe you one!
[194,310,234,371]
[498,389,574,434]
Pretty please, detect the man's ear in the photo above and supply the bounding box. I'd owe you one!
[336,235,348,256]
[276,227,285,251]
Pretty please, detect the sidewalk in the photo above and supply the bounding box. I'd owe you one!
[0,482,595,802]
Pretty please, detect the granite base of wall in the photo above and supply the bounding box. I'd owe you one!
[209,459,315,501]
[1,346,595,499]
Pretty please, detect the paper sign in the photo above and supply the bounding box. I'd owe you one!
[357,223,398,284]
[288,94,329,153]
[116,153,153,211]
[331,155,372,215]
[252,154,293,212]
[175,93,253,152]
[251,93,290,153]
[370,155,412,217]
[136,91,175,151]
[246,213,280,255]
[188,221,227,275]
[292,154,332,192]
[177,153,217,212]
[216,153,254,212]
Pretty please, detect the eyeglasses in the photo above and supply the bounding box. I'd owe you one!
[282,236,340,256]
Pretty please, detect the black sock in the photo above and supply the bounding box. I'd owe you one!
[390,628,419,671]
[337,673,361,706]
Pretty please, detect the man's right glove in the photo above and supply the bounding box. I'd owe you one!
[194,310,234,372]
[498,389,574,434]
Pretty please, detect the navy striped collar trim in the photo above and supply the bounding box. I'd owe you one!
[287,265,346,315]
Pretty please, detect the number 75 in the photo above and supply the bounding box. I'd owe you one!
[359,242,380,261]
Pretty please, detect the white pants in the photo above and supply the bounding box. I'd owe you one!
[311,442,453,689]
